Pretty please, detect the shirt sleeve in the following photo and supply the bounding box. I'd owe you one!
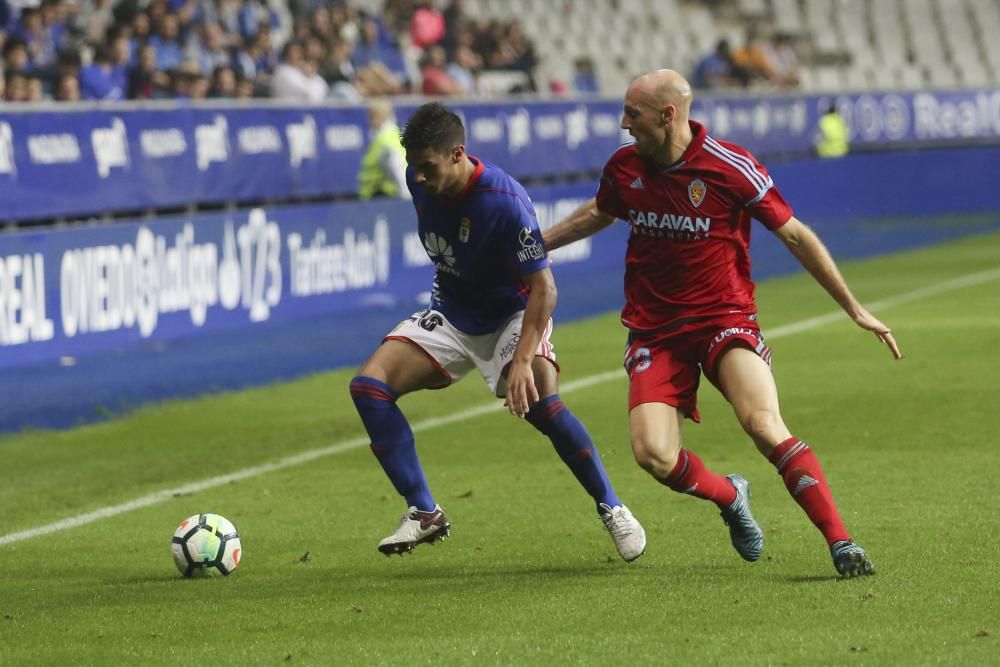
[719,143,793,230]
[747,182,793,230]
[496,193,549,276]
[595,161,629,219]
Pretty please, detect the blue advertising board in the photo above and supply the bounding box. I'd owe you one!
[2,87,998,222]
[0,181,623,370]
[3,145,1000,373]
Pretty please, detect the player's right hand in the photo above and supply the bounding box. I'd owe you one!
[504,359,539,418]
[853,309,902,360]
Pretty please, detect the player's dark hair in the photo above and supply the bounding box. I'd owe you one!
[401,102,466,153]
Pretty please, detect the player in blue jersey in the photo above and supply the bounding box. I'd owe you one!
[349,102,646,561]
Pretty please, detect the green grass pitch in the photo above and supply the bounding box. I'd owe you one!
[1,233,999,665]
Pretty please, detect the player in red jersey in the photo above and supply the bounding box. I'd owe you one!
[543,69,901,577]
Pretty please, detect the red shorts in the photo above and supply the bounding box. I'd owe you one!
[623,313,772,421]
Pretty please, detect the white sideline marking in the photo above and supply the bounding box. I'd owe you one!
[3,266,999,547]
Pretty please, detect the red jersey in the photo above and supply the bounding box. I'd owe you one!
[595,120,793,333]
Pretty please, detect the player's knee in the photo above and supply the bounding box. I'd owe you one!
[631,436,680,478]
[349,374,395,405]
[740,409,783,444]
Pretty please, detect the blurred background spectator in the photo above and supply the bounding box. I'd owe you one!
[0,0,540,104]
[692,39,743,90]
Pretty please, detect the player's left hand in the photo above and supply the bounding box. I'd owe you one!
[504,360,539,418]
[853,308,902,360]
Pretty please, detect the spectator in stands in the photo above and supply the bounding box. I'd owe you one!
[271,40,328,103]
[381,0,415,36]
[232,31,275,92]
[109,29,131,75]
[766,32,800,88]
[3,69,27,101]
[2,38,30,74]
[488,19,537,91]
[441,0,467,57]
[234,74,255,99]
[352,16,406,82]
[147,12,184,71]
[410,0,445,49]
[25,72,44,100]
[573,56,599,94]
[128,43,170,99]
[691,39,739,90]
[358,99,410,200]
[75,0,119,47]
[446,44,480,95]
[209,64,237,98]
[186,21,231,76]
[52,46,82,94]
[78,44,125,100]
[14,6,55,70]
[815,103,849,158]
[733,27,779,86]
[332,2,361,43]
[128,11,152,62]
[322,37,362,101]
[419,43,461,95]
[54,71,80,101]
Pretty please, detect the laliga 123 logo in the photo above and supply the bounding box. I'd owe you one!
[423,232,455,267]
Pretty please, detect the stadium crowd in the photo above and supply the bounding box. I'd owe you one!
[691,29,801,91]
[0,0,539,103]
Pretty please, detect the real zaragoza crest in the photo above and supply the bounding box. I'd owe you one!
[688,178,707,208]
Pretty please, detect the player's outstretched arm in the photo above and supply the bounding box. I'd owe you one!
[773,216,902,360]
[505,267,557,418]
[542,197,616,251]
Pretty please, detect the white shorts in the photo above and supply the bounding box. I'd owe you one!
[383,309,558,397]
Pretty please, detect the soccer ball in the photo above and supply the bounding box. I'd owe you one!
[171,513,242,577]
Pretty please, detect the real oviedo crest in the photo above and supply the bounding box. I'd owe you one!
[688,178,707,208]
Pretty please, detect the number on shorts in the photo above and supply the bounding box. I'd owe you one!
[625,345,652,374]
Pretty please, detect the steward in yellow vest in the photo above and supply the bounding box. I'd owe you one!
[358,100,411,199]
[816,103,848,158]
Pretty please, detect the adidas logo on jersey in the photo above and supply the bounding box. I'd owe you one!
[629,177,644,190]
[793,474,819,496]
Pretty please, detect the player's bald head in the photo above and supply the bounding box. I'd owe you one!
[621,69,695,163]
[629,69,693,115]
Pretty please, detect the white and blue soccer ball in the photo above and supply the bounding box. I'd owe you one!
[171,513,242,577]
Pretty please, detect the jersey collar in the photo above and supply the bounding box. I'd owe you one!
[659,120,707,172]
[448,155,485,199]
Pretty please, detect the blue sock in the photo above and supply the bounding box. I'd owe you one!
[525,395,622,513]
[349,376,435,511]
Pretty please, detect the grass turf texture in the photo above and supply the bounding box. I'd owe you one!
[1,233,999,665]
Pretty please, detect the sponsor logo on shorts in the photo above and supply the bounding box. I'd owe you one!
[707,327,758,354]
[499,332,521,362]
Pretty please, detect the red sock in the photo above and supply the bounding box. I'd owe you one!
[662,449,738,507]
[770,437,850,547]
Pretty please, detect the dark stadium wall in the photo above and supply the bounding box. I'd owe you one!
[1,146,998,432]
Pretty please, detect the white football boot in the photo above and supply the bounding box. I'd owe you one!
[599,503,647,562]
[377,505,451,556]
